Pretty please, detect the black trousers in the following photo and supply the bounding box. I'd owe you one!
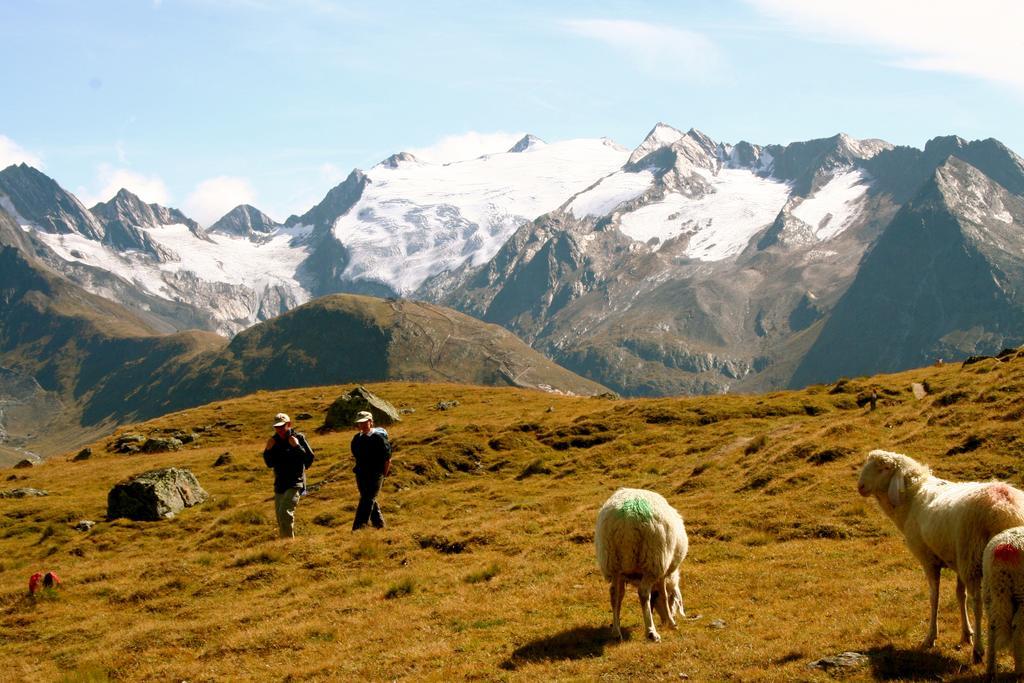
[352,471,385,530]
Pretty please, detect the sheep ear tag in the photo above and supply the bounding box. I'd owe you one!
[888,471,905,507]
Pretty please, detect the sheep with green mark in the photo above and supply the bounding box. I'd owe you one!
[595,487,689,642]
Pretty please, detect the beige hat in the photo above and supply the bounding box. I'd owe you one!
[355,410,373,423]
[273,412,290,427]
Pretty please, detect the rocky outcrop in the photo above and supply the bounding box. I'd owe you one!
[106,467,208,521]
[0,487,48,498]
[323,385,401,431]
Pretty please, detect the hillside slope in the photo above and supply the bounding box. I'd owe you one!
[0,210,226,466]
[131,294,608,418]
[3,351,1023,680]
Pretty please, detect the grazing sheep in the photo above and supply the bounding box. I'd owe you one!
[983,527,1024,677]
[595,487,689,642]
[858,449,1024,663]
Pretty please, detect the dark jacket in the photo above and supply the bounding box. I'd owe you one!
[263,430,314,494]
[351,428,391,475]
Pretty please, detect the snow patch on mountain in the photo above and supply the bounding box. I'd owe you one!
[332,138,630,294]
[33,223,313,308]
[616,169,791,260]
[790,170,871,240]
[567,169,655,218]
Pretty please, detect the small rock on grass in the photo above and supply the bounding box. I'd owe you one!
[808,651,868,672]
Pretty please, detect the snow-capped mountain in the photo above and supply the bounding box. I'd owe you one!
[290,135,631,296]
[2,124,1023,396]
[434,126,1024,396]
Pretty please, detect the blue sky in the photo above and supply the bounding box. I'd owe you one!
[1,0,1022,224]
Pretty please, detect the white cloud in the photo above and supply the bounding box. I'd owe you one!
[747,0,1024,92]
[562,19,724,82]
[407,131,526,164]
[76,165,171,208]
[184,176,257,226]
[0,135,44,170]
[319,162,348,185]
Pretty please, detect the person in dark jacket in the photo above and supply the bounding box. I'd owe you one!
[350,410,392,530]
[263,412,314,538]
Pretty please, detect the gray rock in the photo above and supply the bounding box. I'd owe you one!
[13,459,35,469]
[911,382,927,400]
[138,437,183,454]
[708,619,726,629]
[213,452,233,467]
[107,467,208,521]
[169,431,196,444]
[434,400,460,411]
[0,487,48,498]
[111,434,146,453]
[73,447,92,461]
[74,520,95,531]
[323,385,401,431]
[808,651,869,673]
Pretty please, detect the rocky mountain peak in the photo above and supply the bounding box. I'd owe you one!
[379,152,418,169]
[628,122,686,166]
[835,133,893,159]
[285,169,370,230]
[209,204,281,239]
[685,128,718,157]
[721,140,770,171]
[0,164,105,240]
[91,188,159,226]
[931,157,1022,237]
[508,134,545,153]
[925,135,969,155]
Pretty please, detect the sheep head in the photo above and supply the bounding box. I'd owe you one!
[858,449,929,507]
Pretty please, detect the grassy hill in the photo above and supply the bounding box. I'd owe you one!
[0,246,607,463]
[2,351,1023,681]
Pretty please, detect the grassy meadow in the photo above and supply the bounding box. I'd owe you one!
[2,353,1024,681]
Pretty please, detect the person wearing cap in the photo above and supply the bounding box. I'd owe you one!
[263,412,315,538]
[350,410,392,530]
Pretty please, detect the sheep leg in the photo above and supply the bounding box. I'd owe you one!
[1012,604,1024,675]
[639,579,660,642]
[987,611,998,678]
[956,576,976,648]
[920,566,940,650]
[610,575,626,640]
[652,579,677,630]
[970,581,984,664]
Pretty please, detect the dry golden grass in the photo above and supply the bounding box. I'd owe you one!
[2,355,1024,681]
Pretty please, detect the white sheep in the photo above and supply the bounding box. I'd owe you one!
[595,487,689,642]
[982,526,1024,677]
[858,449,1024,663]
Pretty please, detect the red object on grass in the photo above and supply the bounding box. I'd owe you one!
[28,572,43,594]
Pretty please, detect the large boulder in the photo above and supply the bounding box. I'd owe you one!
[107,467,208,521]
[323,386,401,431]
